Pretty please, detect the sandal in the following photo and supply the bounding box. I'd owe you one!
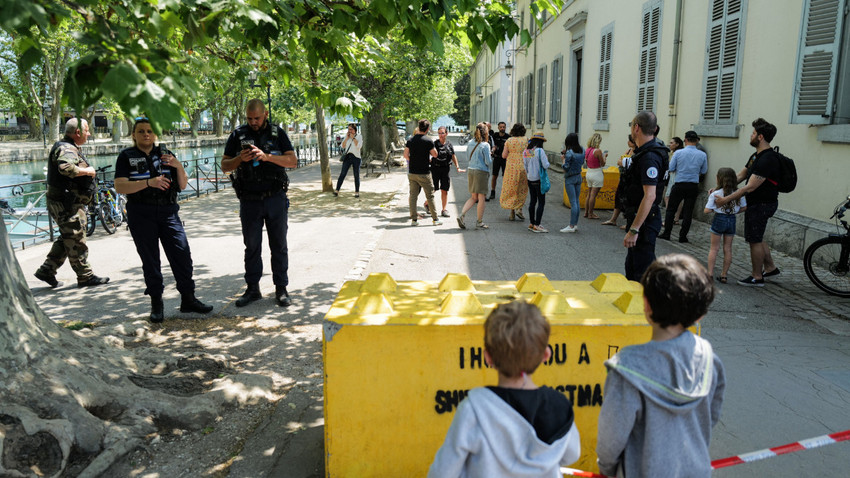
[476,220,489,229]
[509,210,515,221]
[457,216,466,229]
[587,214,600,220]
[601,220,616,226]
[516,211,525,220]
[716,276,727,284]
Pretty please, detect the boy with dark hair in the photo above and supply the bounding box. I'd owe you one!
[428,301,580,477]
[596,253,725,477]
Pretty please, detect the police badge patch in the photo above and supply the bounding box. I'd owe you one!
[646,166,658,179]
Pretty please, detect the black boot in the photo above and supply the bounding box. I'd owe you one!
[180,294,213,314]
[150,296,164,323]
[235,284,262,307]
[275,287,292,307]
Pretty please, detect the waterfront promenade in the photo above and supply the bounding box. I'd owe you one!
[11,140,850,476]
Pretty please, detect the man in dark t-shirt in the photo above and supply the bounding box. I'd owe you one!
[716,118,781,287]
[404,119,441,226]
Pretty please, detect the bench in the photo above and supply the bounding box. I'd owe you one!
[389,141,405,158]
[363,150,392,176]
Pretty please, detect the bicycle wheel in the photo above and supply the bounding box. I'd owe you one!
[98,202,119,234]
[85,206,97,237]
[118,194,128,224]
[803,236,850,298]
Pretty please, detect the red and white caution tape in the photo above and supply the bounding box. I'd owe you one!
[560,429,850,477]
[710,428,850,470]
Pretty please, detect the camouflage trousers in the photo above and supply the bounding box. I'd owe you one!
[36,199,93,281]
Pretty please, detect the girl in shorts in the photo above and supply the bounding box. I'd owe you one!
[704,167,747,283]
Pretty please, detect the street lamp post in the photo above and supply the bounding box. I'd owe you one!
[248,70,272,123]
[40,95,53,148]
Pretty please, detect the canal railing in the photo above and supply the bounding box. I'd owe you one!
[3,139,341,249]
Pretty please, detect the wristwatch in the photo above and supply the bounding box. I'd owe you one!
[628,227,640,235]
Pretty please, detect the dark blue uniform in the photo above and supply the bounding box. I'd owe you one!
[622,140,668,281]
[224,122,294,289]
[115,145,195,298]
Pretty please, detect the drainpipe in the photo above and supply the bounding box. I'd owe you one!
[668,0,684,138]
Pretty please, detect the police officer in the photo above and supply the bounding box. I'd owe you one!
[622,111,669,281]
[114,118,213,323]
[34,118,110,288]
[222,99,298,307]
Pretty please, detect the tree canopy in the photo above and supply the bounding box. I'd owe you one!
[0,0,560,133]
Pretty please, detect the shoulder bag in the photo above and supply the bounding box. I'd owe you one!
[538,149,551,194]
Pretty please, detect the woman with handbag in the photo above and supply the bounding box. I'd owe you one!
[457,123,492,229]
[334,123,362,197]
[523,132,551,233]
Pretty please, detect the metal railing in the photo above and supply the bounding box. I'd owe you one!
[3,144,343,249]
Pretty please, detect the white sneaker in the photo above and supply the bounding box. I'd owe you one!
[433,220,443,226]
[411,220,419,226]
[560,225,577,233]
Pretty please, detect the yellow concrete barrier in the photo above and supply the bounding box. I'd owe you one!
[323,272,698,476]
[563,166,620,210]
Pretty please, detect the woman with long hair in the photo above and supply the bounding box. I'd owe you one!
[584,133,607,219]
[559,133,584,233]
[523,132,551,233]
[457,122,492,229]
[499,123,529,221]
[333,123,362,197]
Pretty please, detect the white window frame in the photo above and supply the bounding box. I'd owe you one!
[636,0,663,114]
[594,23,614,131]
[550,55,564,126]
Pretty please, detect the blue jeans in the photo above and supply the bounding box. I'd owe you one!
[564,176,581,226]
[240,191,289,287]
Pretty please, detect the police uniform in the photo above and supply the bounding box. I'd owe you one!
[35,136,104,286]
[224,122,294,291]
[115,145,197,301]
[622,140,668,281]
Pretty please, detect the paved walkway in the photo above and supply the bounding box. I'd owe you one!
[14,141,850,477]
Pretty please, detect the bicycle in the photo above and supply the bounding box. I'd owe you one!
[803,195,850,298]
[458,131,471,145]
[85,165,127,236]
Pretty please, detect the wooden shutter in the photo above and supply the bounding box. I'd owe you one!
[702,0,746,124]
[637,1,662,113]
[551,57,563,125]
[791,0,846,124]
[526,73,535,125]
[537,65,547,126]
[597,26,613,122]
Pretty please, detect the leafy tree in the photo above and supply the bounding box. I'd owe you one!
[451,73,471,127]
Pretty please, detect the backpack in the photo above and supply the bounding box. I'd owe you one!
[771,146,797,193]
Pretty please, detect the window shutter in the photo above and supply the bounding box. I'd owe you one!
[701,0,746,125]
[550,57,563,125]
[791,0,846,124]
[537,65,547,126]
[527,73,535,125]
[597,26,614,122]
[637,1,662,113]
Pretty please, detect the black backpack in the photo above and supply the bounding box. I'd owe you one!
[772,146,797,193]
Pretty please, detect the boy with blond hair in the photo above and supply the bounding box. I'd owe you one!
[597,254,725,477]
[428,301,580,477]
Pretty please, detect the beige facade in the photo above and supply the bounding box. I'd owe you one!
[472,0,850,257]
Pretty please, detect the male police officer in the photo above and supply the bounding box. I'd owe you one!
[622,111,668,281]
[35,118,110,288]
[222,99,297,307]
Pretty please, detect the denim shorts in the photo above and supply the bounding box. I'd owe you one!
[710,213,736,236]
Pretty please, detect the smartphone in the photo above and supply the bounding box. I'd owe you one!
[241,143,253,151]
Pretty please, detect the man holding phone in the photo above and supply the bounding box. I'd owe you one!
[222,99,298,307]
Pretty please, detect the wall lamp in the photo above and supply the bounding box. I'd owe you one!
[504,47,528,78]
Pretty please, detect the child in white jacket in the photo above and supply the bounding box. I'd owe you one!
[428,301,580,477]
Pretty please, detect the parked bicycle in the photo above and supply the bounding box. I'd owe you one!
[803,195,850,298]
[458,131,472,145]
[86,165,127,236]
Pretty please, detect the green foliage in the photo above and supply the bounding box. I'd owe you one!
[450,73,470,126]
[0,0,559,132]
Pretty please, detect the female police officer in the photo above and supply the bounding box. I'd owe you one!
[114,118,213,323]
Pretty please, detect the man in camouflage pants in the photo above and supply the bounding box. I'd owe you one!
[34,118,110,288]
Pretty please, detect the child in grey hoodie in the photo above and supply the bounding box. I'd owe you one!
[597,253,725,477]
[428,301,581,477]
